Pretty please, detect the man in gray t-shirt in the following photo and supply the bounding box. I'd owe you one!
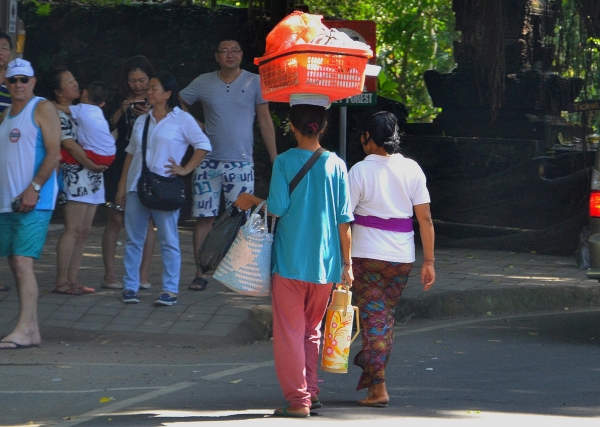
[180,38,276,291]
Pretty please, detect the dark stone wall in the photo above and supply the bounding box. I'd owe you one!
[19,3,259,102]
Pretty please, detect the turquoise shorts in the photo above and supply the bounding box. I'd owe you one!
[0,210,52,259]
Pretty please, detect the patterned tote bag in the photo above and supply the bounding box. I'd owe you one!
[213,201,275,297]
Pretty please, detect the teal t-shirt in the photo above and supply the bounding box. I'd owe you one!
[267,148,353,284]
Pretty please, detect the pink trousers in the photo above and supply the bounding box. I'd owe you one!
[271,273,333,409]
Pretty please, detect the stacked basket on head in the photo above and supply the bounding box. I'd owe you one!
[213,12,373,300]
[254,11,373,103]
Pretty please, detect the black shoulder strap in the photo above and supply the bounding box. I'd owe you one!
[289,147,326,195]
[141,116,151,168]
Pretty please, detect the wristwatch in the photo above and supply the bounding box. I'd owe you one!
[31,181,41,192]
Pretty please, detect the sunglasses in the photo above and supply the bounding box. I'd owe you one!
[7,76,30,84]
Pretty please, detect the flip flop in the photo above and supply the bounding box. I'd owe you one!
[71,282,95,294]
[77,285,96,294]
[52,284,83,296]
[273,407,310,418]
[310,399,323,410]
[0,340,40,350]
[188,277,208,291]
[357,399,389,408]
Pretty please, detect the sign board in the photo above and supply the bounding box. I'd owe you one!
[567,100,600,113]
[8,0,16,33]
[332,92,377,106]
[323,20,377,93]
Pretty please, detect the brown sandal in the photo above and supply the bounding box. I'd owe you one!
[52,284,83,295]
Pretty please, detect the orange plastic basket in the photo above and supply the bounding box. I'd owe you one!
[254,44,371,103]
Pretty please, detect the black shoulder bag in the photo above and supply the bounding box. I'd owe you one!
[136,116,186,211]
[289,147,326,195]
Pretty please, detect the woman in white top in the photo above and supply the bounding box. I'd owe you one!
[116,72,211,306]
[348,111,435,407]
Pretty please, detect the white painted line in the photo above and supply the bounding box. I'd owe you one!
[55,381,194,427]
[0,386,163,394]
[40,361,275,425]
[199,360,274,380]
[0,362,265,368]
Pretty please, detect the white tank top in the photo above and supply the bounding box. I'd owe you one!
[0,96,58,212]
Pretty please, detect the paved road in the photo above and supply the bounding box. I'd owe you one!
[1,224,600,346]
[1,309,599,426]
[1,221,600,426]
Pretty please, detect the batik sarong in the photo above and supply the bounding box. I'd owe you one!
[352,257,412,390]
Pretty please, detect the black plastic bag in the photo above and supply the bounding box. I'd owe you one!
[196,206,246,273]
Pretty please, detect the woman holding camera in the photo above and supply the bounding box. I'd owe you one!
[101,55,157,290]
[116,72,211,306]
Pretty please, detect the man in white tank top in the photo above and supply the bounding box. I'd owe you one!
[0,59,61,349]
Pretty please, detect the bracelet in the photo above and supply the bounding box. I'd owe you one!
[343,261,352,266]
[423,258,435,264]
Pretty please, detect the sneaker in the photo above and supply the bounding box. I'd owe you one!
[122,290,139,304]
[154,292,177,306]
[140,282,152,290]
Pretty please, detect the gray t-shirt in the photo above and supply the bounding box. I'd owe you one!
[180,70,266,162]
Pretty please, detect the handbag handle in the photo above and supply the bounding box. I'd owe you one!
[340,283,360,345]
[249,200,276,235]
[140,116,151,172]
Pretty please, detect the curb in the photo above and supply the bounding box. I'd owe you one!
[396,286,600,320]
[248,286,600,339]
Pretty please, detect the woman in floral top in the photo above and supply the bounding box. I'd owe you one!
[47,67,107,295]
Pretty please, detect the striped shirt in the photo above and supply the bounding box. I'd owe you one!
[0,83,10,113]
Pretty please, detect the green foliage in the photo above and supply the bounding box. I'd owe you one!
[28,0,456,122]
[304,0,457,122]
[552,0,600,131]
[377,71,402,103]
[31,0,51,16]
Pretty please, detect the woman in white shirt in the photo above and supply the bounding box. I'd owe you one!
[116,72,211,306]
[348,111,435,407]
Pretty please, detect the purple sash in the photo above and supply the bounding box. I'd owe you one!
[353,214,413,232]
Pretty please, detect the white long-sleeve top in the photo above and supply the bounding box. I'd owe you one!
[125,107,211,192]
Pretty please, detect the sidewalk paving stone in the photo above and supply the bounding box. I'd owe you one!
[1,225,600,344]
